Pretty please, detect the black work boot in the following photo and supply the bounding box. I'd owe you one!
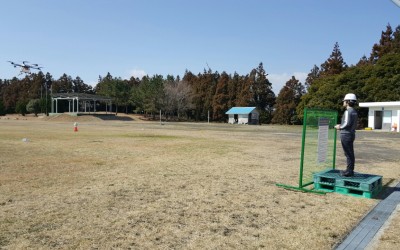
[340,170,354,177]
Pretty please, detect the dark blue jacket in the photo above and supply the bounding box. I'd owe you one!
[339,107,358,134]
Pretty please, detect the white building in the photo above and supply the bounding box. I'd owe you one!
[359,102,400,132]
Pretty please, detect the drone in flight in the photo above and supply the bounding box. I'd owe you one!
[7,61,43,75]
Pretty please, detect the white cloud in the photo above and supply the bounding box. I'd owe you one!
[268,72,308,94]
[293,71,308,84]
[268,73,290,92]
[127,69,147,80]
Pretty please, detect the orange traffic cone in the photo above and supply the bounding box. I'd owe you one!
[74,122,78,132]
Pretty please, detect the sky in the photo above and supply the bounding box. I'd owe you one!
[1,0,399,93]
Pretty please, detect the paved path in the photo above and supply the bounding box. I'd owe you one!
[335,182,400,250]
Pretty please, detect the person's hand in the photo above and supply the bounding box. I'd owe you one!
[334,125,340,130]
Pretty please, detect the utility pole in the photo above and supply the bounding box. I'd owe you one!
[45,80,48,116]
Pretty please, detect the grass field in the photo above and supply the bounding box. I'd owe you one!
[1,115,400,249]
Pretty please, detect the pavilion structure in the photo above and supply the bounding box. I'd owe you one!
[50,93,113,116]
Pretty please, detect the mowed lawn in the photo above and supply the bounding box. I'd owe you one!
[1,116,400,249]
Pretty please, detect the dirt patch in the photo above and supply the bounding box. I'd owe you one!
[1,113,137,123]
[45,114,103,122]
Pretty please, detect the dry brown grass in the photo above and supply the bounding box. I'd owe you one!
[1,115,400,249]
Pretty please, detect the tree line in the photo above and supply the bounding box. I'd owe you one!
[1,24,400,126]
[297,24,400,127]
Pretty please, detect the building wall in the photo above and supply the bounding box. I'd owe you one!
[249,110,259,125]
[367,106,400,131]
[228,114,256,124]
[238,114,248,124]
[397,110,400,132]
[228,114,235,124]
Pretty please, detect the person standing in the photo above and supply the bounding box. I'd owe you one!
[334,93,358,177]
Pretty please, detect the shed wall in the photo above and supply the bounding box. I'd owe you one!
[228,114,235,124]
[367,106,400,131]
[238,114,248,124]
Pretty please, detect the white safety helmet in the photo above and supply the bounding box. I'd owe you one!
[343,93,357,102]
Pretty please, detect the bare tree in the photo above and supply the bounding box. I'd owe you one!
[164,80,193,120]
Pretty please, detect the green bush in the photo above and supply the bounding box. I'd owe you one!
[0,100,5,116]
[15,100,28,116]
[26,99,41,116]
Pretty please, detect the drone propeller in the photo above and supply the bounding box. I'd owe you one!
[7,61,22,67]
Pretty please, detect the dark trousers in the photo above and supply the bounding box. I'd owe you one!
[340,133,355,172]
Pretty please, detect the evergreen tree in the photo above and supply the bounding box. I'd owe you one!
[15,99,28,116]
[182,70,196,85]
[2,78,19,112]
[97,73,132,114]
[20,75,34,100]
[204,70,218,121]
[43,73,53,115]
[272,76,305,124]
[45,72,53,94]
[73,76,93,94]
[363,53,400,102]
[305,65,320,90]
[227,72,239,108]
[0,99,5,115]
[391,25,400,53]
[212,71,229,121]
[190,69,218,121]
[298,42,348,119]
[186,71,203,121]
[137,75,165,118]
[252,63,276,123]
[130,77,146,114]
[0,78,5,114]
[356,55,370,67]
[370,24,393,63]
[53,74,74,93]
[95,72,113,95]
[235,74,252,107]
[25,72,46,114]
[30,72,46,100]
[128,76,142,113]
[1,76,32,112]
[114,79,132,114]
[320,42,347,76]
[0,79,4,115]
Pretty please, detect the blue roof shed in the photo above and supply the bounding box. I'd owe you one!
[225,107,259,124]
[225,107,257,115]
